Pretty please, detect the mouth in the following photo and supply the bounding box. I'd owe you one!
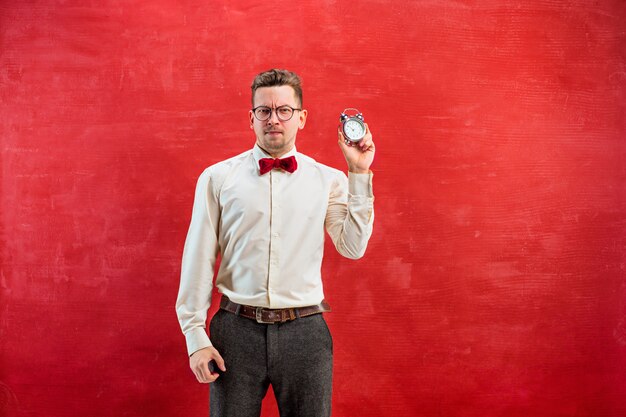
[266,130,283,135]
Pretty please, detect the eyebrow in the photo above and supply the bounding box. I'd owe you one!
[256,104,296,108]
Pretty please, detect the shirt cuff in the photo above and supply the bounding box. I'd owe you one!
[185,327,212,356]
[348,172,373,197]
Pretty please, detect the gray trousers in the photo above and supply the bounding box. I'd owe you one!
[208,307,333,417]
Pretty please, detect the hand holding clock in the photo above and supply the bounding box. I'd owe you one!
[338,122,375,174]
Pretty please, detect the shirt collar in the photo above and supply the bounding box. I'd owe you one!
[252,143,298,165]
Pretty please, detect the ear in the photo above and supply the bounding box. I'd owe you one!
[249,110,255,130]
[298,109,308,130]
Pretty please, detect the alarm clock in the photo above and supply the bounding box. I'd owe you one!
[340,108,366,142]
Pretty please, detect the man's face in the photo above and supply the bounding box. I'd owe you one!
[249,85,307,157]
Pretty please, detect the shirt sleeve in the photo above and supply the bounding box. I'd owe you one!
[175,168,220,356]
[325,171,374,259]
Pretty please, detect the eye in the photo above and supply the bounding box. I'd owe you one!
[256,107,271,117]
[277,107,292,116]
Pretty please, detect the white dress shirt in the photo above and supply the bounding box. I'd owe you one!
[176,144,374,356]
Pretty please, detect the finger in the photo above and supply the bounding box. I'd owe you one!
[194,367,208,384]
[337,128,347,144]
[361,138,374,152]
[361,124,372,144]
[205,371,219,383]
[359,137,371,150]
[359,125,374,147]
[196,362,209,383]
[205,361,220,383]
[337,129,353,149]
[213,352,227,372]
[362,124,373,142]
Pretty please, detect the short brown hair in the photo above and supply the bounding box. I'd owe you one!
[251,69,303,107]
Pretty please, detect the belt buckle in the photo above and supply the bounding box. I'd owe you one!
[255,307,274,324]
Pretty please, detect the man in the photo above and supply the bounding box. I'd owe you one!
[175,68,375,417]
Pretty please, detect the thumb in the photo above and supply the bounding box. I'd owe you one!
[213,351,227,372]
[337,129,351,152]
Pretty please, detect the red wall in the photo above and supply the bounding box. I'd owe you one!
[1,1,625,416]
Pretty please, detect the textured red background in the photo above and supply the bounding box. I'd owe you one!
[1,1,625,416]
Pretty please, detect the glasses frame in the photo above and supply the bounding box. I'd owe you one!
[252,105,302,122]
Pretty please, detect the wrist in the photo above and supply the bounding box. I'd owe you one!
[348,168,370,174]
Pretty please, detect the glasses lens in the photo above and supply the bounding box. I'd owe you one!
[276,106,294,121]
[254,106,297,121]
[254,107,271,121]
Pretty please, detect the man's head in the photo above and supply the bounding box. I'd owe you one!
[251,69,303,107]
[249,69,307,158]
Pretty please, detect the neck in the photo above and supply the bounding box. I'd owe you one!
[257,143,294,159]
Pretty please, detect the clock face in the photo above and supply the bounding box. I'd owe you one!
[343,119,366,141]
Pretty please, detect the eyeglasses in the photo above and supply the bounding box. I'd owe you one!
[252,105,302,122]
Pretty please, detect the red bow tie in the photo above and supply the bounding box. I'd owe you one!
[258,156,298,175]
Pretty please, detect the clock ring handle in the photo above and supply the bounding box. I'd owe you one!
[342,108,361,115]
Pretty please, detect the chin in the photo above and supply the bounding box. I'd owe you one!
[263,140,282,149]
[264,138,285,148]
[259,137,294,155]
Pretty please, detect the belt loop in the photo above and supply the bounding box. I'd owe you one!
[289,309,295,321]
[235,304,241,315]
[295,308,301,319]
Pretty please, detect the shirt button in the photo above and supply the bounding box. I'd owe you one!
[273,232,279,238]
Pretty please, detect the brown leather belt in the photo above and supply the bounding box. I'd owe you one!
[220,295,331,324]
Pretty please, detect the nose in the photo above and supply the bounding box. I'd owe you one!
[267,109,280,124]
